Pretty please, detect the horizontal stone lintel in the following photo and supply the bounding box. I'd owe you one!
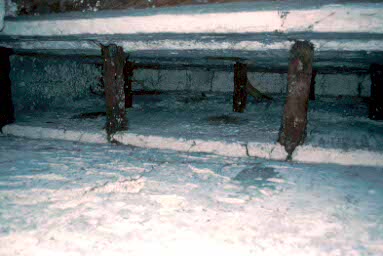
[1,2,382,70]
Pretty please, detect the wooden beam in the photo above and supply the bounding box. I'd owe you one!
[233,62,248,113]
[101,44,127,139]
[124,60,135,108]
[369,64,383,120]
[0,48,14,130]
[278,41,314,158]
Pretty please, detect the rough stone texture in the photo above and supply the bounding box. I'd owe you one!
[0,47,14,128]
[369,64,383,120]
[5,0,17,17]
[12,0,259,16]
[12,0,360,16]
[10,56,101,111]
[2,1,383,76]
[133,69,370,96]
[102,44,127,138]
[233,62,247,113]
[279,41,314,158]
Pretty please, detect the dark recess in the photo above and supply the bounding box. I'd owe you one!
[0,48,15,130]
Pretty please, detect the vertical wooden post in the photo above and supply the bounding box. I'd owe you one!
[310,70,317,101]
[101,44,127,139]
[124,60,134,108]
[0,48,14,129]
[369,64,383,120]
[279,41,314,158]
[233,62,247,113]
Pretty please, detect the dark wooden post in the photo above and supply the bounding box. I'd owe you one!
[279,41,314,158]
[101,44,127,139]
[233,62,248,113]
[310,70,317,101]
[369,64,383,120]
[124,60,135,108]
[0,48,14,130]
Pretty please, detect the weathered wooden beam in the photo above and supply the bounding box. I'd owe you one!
[279,41,314,158]
[124,60,135,108]
[101,44,127,139]
[233,62,248,113]
[369,64,383,120]
[310,70,317,101]
[0,47,14,130]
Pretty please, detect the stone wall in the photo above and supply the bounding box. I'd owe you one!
[10,56,101,111]
[133,69,371,97]
[10,56,371,111]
